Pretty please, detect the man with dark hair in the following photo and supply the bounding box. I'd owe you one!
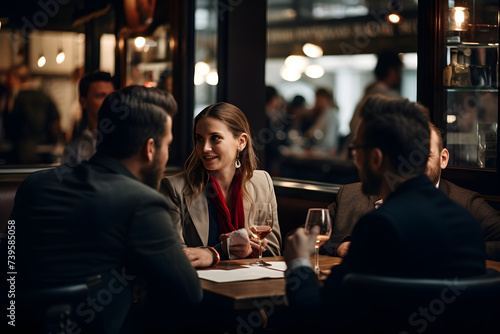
[8,86,201,333]
[325,121,500,260]
[284,95,486,330]
[345,51,403,153]
[63,71,114,164]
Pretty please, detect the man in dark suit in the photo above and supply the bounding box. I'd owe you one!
[323,122,500,260]
[284,96,486,330]
[6,86,202,333]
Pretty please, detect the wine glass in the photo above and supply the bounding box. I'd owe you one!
[248,202,273,266]
[304,208,332,275]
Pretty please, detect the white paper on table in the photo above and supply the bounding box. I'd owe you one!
[197,262,287,283]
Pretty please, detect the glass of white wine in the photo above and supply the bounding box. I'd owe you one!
[304,208,332,275]
[248,202,273,266]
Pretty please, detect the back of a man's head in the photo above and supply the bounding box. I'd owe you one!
[79,71,113,98]
[97,86,178,160]
[359,95,430,176]
[374,51,403,80]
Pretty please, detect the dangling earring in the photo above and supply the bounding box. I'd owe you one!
[235,151,241,169]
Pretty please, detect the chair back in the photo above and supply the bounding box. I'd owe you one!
[338,269,500,333]
[17,283,99,333]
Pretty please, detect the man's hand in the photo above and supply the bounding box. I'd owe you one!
[336,241,351,258]
[284,226,320,265]
[220,233,252,259]
[183,247,213,268]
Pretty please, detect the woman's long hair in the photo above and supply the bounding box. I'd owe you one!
[184,102,259,201]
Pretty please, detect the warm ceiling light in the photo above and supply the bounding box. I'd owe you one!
[205,70,219,85]
[302,43,323,58]
[195,61,210,76]
[37,55,46,68]
[56,50,65,64]
[280,65,301,82]
[284,55,309,72]
[134,36,146,48]
[305,64,325,79]
[388,14,401,24]
[194,72,205,85]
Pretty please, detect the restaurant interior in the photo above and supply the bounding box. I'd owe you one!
[1,0,499,333]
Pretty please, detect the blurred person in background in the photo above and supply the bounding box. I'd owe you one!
[264,85,287,175]
[62,71,115,164]
[304,87,340,155]
[344,51,403,157]
[4,64,61,164]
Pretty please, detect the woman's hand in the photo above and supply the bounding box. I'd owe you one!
[250,236,267,258]
[183,247,213,268]
[220,233,252,259]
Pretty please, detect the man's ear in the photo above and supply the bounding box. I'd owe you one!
[369,148,384,172]
[440,148,450,170]
[238,133,248,151]
[79,96,88,109]
[142,138,156,163]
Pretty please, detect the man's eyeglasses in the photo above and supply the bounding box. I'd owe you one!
[347,144,372,159]
[347,145,370,154]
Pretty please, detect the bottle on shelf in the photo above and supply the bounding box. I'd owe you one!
[451,50,472,87]
[143,70,156,88]
[443,49,457,87]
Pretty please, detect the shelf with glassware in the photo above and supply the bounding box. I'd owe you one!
[441,40,498,170]
[417,1,499,194]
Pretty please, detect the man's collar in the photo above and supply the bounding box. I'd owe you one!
[385,174,433,202]
[375,176,439,209]
[89,153,138,181]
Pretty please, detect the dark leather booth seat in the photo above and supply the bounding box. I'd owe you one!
[272,177,339,239]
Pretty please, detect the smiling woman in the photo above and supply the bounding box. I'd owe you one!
[160,102,282,268]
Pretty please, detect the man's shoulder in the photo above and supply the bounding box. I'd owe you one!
[26,163,160,201]
[337,182,372,202]
[381,177,474,221]
[339,182,362,193]
[19,167,59,189]
[440,179,478,198]
[97,168,163,200]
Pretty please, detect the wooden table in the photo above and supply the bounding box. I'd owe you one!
[199,255,335,310]
[200,256,500,311]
